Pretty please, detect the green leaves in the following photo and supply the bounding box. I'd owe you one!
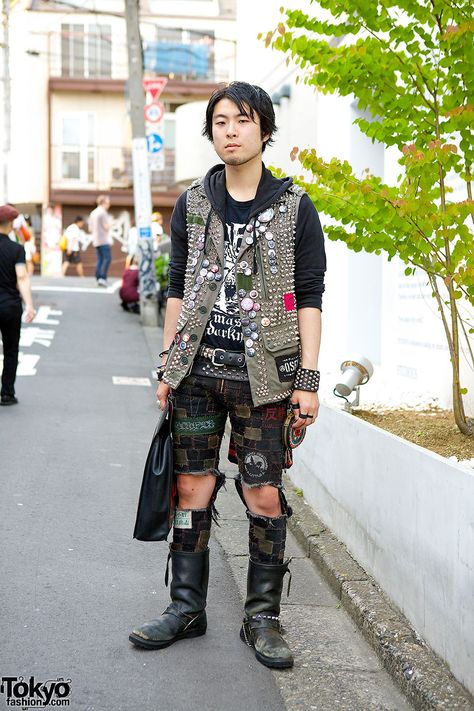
[268,0,474,309]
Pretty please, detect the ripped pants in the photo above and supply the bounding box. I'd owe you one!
[171,373,289,489]
[170,373,291,557]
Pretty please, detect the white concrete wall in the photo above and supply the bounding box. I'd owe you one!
[175,101,217,184]
[290,405,474,696]
[8,9,51,204]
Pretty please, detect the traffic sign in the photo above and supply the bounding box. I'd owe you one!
[144,101,164,123]
[143,77,168,100]
[146,133,164,153]
[149,153,165,171]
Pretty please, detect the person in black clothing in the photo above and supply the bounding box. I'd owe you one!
[130,83,326,668]
[0,205,35,405]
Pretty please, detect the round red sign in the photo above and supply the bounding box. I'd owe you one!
[144,102,164,123]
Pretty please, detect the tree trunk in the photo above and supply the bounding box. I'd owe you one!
[429,275,473,436]
[449,292,474,435]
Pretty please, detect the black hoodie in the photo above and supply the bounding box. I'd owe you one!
[168,163,326,311]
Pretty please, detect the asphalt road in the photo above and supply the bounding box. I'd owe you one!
[0,278,286,711]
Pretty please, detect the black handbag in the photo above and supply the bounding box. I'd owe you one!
[133,400,176,541]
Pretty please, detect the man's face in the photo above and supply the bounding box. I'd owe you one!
[211,98,269,167]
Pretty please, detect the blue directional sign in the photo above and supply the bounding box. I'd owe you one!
[146,133,164,154]
[139,227,152,239]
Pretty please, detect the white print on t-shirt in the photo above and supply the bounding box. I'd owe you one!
[205,222,245,345]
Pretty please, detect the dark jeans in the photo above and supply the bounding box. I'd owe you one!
[95,244,112,281]
[0,303,22,397]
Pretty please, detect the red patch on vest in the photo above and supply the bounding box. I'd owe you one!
[283,293,295,311]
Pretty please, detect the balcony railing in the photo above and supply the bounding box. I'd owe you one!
[51,145,176,191]
[47,28,235,83]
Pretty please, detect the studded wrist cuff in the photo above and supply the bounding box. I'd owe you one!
[293,367,320,392]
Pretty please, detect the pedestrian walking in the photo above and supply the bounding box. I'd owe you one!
[22,216,37,275]
[89,195,112,286]
[0,205,35,406]
[129,82,326,668]
[62,216,86,277]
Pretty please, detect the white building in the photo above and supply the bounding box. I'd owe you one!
[2,0,236,274]
[2,0,472,413]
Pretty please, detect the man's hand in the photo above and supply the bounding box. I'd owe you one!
[156,381,171,411]
[23,306,36,323]
[290,390,320,429]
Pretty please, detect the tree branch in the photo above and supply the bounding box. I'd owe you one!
[458,311,474,371]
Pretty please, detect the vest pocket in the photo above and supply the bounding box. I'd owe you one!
[262,325,300,385]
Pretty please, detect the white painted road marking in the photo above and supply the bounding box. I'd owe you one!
[112,376,151,387]
[2,307,62,377]
[20,327,55,348]
[32,280,121,295]
[3,352,42,376]
[34,306,63,325]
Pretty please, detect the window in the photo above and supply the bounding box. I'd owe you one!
[59,113,95,184]
[61,23,112,78]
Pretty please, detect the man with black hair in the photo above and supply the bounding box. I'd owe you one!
[130,82,326,669]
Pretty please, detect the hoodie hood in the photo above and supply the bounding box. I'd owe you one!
[203,163,293,223]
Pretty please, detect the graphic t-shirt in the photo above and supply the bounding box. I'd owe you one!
[203,192,253,352]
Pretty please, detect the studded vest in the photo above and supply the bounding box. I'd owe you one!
[163,179,304,406]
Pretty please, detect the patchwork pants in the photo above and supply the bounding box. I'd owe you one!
[170,373,290,563]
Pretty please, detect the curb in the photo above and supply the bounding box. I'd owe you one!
[283,474,474,711]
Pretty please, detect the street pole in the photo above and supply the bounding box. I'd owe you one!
[2,0,11,204]
[125,0,158,327]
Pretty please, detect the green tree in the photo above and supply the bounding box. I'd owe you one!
[265,0,474,435]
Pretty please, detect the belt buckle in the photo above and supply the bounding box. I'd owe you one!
[211,348,226,366]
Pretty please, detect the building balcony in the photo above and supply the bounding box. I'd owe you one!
[50,144,176,193]
[47,27,235,84]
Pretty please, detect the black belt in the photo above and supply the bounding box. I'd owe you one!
[198,345,246,368]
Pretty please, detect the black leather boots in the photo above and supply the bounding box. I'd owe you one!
[129,547,209,650]
[240,558,294,668]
